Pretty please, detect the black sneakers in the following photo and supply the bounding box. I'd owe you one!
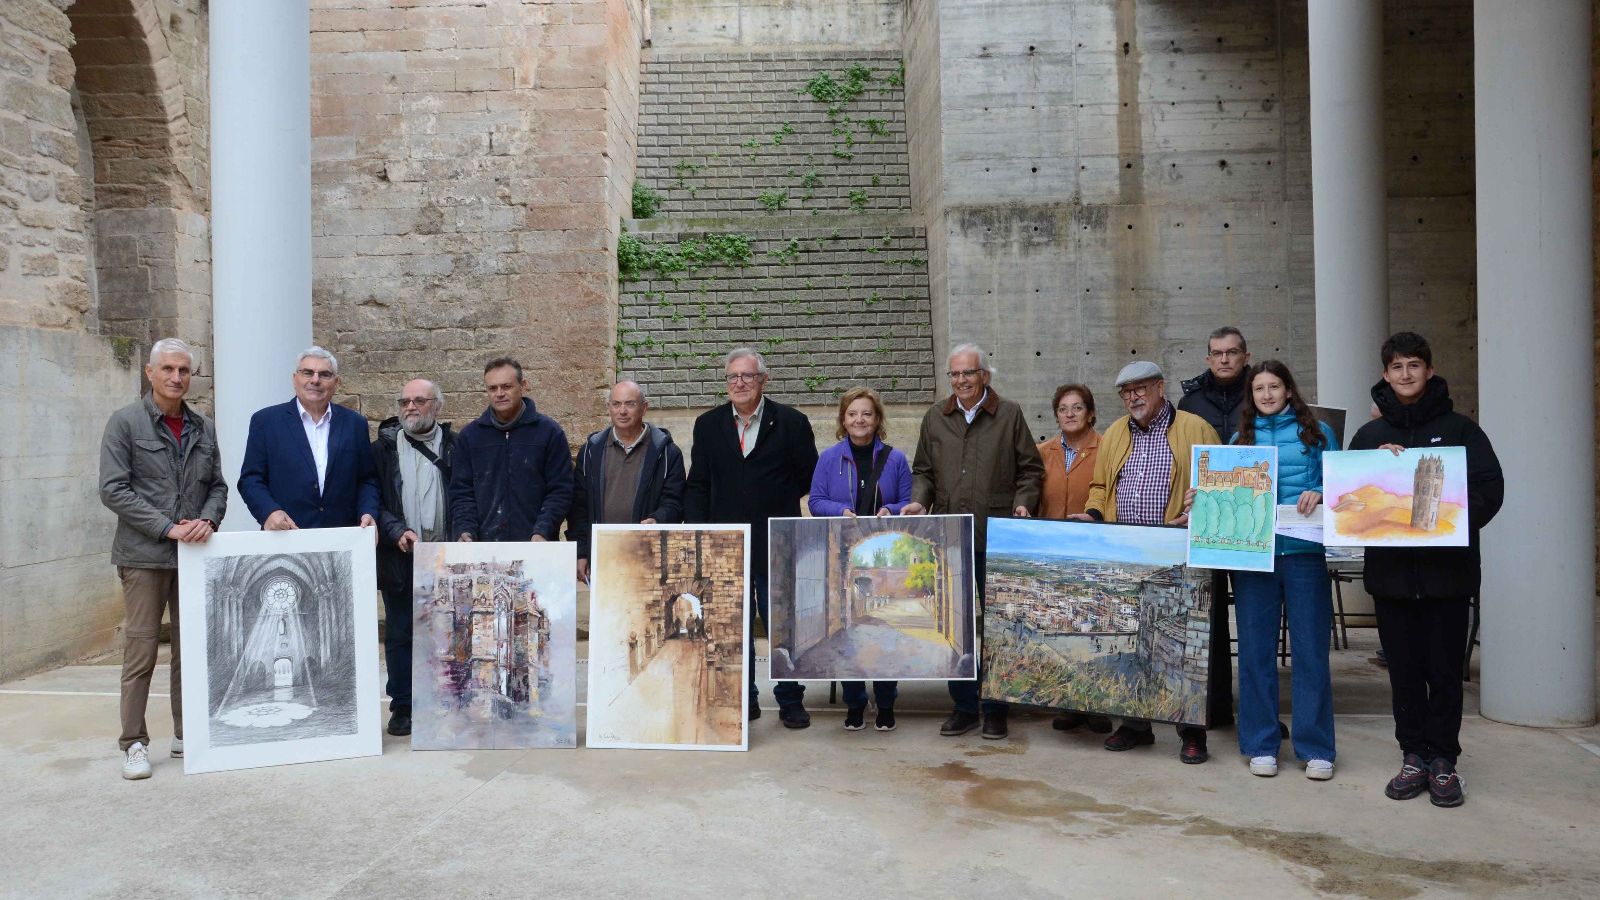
[1385,752,1431,801]
[1428,757,1465,808]
[874,707,896,732]
[843,706,866,731]
[940,710,980,736]
[778,705,811,729]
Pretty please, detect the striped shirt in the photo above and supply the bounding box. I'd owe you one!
[1115,401,1174,525]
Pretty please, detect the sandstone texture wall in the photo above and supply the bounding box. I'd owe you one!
[1,0,209,680]
[310,0,646,436]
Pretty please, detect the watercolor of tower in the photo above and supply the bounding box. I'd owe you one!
[1411,454,1445,530]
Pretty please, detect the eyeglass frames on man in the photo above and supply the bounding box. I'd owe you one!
[725,372,763,384]
[297,368,336,380]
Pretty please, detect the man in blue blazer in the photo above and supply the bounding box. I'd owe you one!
[238,347,380,530]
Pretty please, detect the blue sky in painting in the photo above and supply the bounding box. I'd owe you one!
[1190,443,1277,479]
[986,518,1186,565]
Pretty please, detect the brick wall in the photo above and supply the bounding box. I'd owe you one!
[622,47,933,408]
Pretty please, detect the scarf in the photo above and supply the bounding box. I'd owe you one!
[397,425,445,541]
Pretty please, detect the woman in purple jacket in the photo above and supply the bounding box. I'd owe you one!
[808,386,913,732]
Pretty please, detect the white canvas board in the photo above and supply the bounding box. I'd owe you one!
[178,528,382,774]
[1275,505,1325,543]
[585,524,750,751]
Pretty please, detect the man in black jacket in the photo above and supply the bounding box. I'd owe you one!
[372,378,455,736]
[450,357,574,542]
[685,348,819,728]
[1177,325,1251,734]
[1349,332,1503,808]
[567,380,687,583]
[1178,325,1252,439]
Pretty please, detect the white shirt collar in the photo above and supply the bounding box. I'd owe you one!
[295,398,333,426]
[956,389,989,423]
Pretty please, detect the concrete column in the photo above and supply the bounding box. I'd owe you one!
[1308,0,1388,420]
[210,1,313,531]
[1475,0,1596,727]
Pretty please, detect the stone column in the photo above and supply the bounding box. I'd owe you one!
[1475,0,1596,727]
[210,1,313,530]
[1308,0,1388,419]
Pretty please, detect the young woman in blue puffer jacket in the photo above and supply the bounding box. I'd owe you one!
[1230,360,1340,781]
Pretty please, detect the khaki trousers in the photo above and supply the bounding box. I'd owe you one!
[118,567,181,751]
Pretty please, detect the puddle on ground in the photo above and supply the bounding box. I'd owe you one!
[922,761,1533,898]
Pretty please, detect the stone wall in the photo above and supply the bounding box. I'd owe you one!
[0,0,209,680]
[309,0,645,434]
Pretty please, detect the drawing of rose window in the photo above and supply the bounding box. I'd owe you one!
[216,576,319,729]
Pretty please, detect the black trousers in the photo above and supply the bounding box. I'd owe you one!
[1374,595,1470,764]
[949,545,1004,715]
[380,582,413,713]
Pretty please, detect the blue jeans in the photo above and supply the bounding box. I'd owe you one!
[750,571,805,708]
[841,681,898,709]
[1232,553,1336,762]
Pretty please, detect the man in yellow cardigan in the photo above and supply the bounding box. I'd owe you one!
[1073,360,1221,763]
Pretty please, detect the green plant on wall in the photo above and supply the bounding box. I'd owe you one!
[617,231,754,284]
[848,189,869,212]
[772,122,795,145]
[632,181,662,219]
[757,190,789,212]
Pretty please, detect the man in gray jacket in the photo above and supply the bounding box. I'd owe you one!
[98,338,228,780]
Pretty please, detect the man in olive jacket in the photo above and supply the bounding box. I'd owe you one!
[906,343,1044,740]
[98,338,228,780]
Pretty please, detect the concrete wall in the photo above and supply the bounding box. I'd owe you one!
[0,0,209,680]
[309,0,646,433]
[908,0,1479,440]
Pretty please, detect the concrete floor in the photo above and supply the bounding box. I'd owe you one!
[3,629,1598,899]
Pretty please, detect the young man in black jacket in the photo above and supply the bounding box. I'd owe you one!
[684,348,819,728]
[1349,332,1503,808]
[372,378,455,736]
[567,380,687,583]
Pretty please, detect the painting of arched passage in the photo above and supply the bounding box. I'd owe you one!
[981,519,1212,727]
[767,515,976,681]
[411,542,577,750]
[177,528,380,774]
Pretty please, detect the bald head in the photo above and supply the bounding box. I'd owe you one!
[609,380,648,439]
[397,378,442,435]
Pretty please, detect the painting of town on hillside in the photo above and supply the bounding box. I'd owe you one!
[1323,447,1469,547]
[411,542,577,750]
[982,518,1213,726]
[768,515,975,681]
[1187,444,1278,572]
[587,525,749,751]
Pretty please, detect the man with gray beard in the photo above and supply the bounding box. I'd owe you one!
[373,378,456,736]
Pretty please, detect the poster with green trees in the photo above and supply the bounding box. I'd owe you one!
[1187,445,1278,572]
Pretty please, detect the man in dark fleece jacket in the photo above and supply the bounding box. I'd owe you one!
[450,357,574,542]
[1349,332,1503,809]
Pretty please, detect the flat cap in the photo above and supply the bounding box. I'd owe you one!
[1114,360,1164,387]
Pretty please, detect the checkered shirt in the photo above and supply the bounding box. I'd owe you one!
[1114,401,1175,525]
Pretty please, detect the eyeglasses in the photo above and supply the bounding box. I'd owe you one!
[1207,348,1246,359]
[296,368,336,381]
[396,397,433,408]
[725,373,763,384]
[1118,382,1156,399]
[947,368,983,380]
[1056,404,1088,414]
[609,400,643,409]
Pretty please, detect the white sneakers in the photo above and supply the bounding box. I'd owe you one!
[1305,759,1335,781]
[1249,755,1278,777]
[170,738,183,758]
[122,742,152,780]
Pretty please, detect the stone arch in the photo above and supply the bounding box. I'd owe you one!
[64,0,210,389]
